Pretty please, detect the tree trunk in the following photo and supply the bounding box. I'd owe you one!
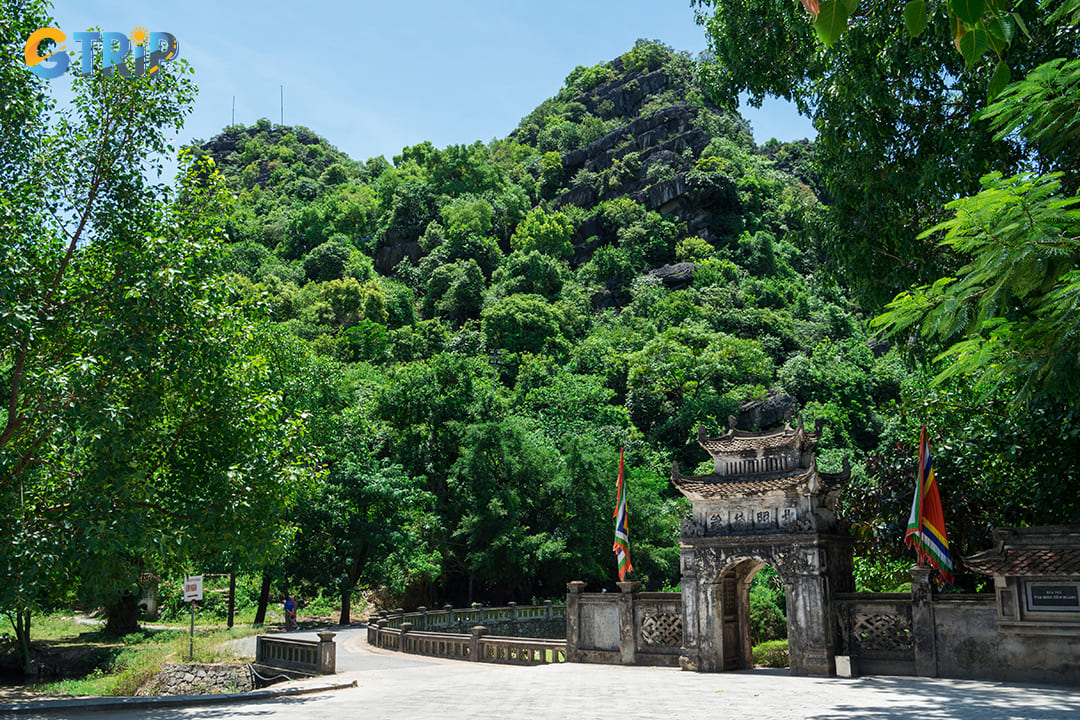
[105,592,140,635]
[253,571,272,625]
[227,571,236,629]
[10,609,33,675]
[339,586,352,626]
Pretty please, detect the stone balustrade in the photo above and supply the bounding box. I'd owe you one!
[367,621,566,665]
[255,632,336,676]
[377,600,565,630]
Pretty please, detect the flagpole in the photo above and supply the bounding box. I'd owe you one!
[613,448,632,582]
[917,424,927,567]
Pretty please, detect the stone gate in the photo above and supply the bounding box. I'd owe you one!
[673,418,853,676]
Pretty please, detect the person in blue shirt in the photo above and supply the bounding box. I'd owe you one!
[283,595,298,630]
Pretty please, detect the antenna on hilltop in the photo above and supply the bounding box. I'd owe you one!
[231,96,235,126]
[280,85,284,126]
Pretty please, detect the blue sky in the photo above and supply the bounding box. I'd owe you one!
[47,0,814,166]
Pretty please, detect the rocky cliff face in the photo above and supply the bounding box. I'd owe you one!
[537,62,746,282]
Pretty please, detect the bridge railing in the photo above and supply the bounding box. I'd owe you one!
[376,600,565,630]
[255,632,337,675]
[367,620,566,666]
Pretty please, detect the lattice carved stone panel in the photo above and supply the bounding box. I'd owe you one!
[852,612,913,652]
[640,612,683,646]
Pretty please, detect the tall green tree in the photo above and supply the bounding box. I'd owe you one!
[288,408,439,624]
[2,11,306,659]
[691,0,1074,306]
[873,0,1080,408]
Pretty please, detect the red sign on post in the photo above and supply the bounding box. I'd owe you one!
[183,575,203,602]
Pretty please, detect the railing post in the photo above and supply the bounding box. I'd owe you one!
[376,619,388,649]
[418,606,428,629]
[400,622,413,653]
[617,580,642,665]
[544,599,553,619]
[445,603,454,623]
[317,631,337,674]
[470,626,488,662]
[911,566,938,677]
[508,601,517,621]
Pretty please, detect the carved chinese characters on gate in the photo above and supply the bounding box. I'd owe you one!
[703,505,799,536]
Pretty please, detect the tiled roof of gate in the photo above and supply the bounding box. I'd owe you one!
[696,421,821,457]
[671,469,813,499]
[670,463,850,500]
[964,547,1080,577]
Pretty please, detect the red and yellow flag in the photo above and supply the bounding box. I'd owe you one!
[905,425,954,585]
[613,448,632,581]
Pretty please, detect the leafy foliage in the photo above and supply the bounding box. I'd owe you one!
[18,24,1074,631]
[1,16,307,659]
[874,172,1080,406]
[691,0,1060,306]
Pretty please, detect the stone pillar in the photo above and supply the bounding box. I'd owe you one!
[679,551,700,671]
[566,581,586,662]
[697,578,723,672]
[418,606,428,629]
[508,601,518,620]
[399,622,412,653]
[544,599,553,618]
[910,565,938,678]
[617,580,641,665]
[444,603,454,623]
[787,571,836,676]
[470,626,487,662]
[317,631,337,674]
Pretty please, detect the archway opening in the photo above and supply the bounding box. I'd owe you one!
[709,559,792,670]
[747,564,788,669]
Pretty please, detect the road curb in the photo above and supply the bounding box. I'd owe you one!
[0,679,358,715]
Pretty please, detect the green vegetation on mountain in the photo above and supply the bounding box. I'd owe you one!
[4,0,1080,677]
[183,40,906,610]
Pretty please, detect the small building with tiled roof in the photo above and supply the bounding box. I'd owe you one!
[964,526,1080,635]
[672,417,850,537]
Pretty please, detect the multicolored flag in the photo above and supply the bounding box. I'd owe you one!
[905,425,955,585]
[613,448,632,581]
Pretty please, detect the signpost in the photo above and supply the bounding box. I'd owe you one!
[183,575,203,660]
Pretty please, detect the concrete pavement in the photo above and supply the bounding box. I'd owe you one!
[5,627,1080,719]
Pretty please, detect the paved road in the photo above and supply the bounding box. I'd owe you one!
[10,628,1080,719]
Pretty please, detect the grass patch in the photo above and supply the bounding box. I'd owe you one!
[20,618,260,698]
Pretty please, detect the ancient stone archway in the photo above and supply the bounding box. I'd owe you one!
[672,418,854,676]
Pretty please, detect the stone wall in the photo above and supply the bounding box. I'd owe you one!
[566,582,683,666]
[137,663,253,696]
[933,596,1080,684]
